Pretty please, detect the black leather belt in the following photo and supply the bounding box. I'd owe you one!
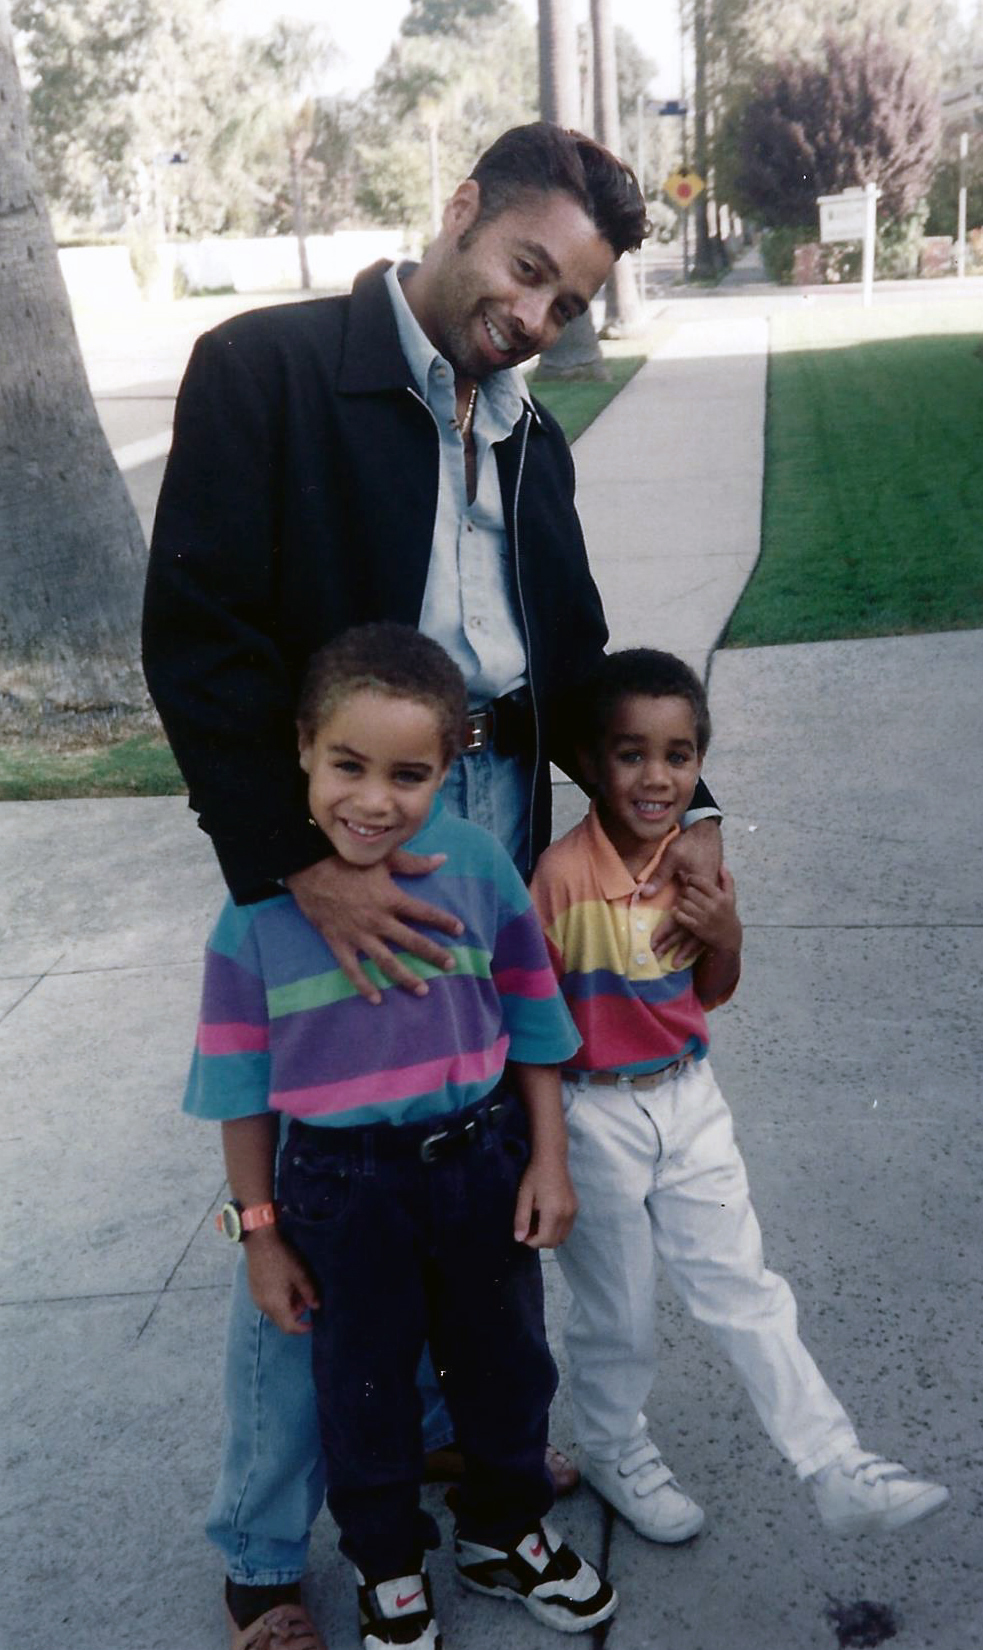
[465,687,535,759]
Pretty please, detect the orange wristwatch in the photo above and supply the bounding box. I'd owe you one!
[217,1200,277,1242]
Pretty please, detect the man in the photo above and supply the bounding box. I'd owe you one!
[144,123,720,1649]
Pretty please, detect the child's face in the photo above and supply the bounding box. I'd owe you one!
[299,689,449,867]
[588,693,703,868]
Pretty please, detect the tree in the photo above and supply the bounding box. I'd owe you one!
[354,1,535,230]
[591,0,642,331]
[0,0,148,737]
[12,0,343,241]
[726,32,941,229]
[535,0,607,380]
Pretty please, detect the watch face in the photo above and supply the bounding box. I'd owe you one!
[220,1202,243,1242]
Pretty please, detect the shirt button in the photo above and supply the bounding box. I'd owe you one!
[635,919,646,931]
[635,952,649,966]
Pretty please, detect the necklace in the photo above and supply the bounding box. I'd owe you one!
[453,382,478,442]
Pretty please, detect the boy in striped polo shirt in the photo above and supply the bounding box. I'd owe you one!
[530,648,948,1547]
[185,624,617,1650]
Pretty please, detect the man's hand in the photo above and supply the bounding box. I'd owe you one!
[674,867,742,955]
[244,1228,320,1335]
[286,853,465,1004]
[639,818,723,964]
[513,1153,579,1250]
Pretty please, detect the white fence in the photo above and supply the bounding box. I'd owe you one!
[58,229,414,305]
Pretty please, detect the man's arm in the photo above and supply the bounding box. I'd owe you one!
[144,323,462,994]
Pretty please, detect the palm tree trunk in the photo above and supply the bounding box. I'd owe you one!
[591,0,642,335]
[535,0,607,381]
[0,0,149,737]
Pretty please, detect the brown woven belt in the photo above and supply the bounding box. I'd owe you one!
[576,1056,693,1090]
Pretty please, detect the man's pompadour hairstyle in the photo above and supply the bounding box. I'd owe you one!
[469,122,649,257]
[297,622,469,765]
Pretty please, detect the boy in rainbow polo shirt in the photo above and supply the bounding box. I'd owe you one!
[185,624,617,1650]
[530,647,948,1547]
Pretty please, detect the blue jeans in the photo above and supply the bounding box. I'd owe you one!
[279,1093,556,1581]
[208,746,534,1584]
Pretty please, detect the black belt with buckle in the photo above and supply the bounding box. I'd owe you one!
[419,1100,507,1163]
[465,687,535,759]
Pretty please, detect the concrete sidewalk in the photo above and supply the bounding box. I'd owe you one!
[3,289,982,1649]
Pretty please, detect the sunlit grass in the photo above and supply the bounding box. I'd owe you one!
[722,302,983,646]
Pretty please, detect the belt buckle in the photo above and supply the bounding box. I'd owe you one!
[420,1128,450,1164]
[465,711,489,753]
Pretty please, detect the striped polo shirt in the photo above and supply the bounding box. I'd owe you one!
[529,804,711,1077]
[184,799,580,1129]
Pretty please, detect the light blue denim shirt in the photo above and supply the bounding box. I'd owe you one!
[385,262,529,705]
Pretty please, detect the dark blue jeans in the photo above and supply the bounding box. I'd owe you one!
[278,1091,557,1583]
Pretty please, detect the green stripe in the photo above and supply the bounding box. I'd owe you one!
[266,943,491,1018]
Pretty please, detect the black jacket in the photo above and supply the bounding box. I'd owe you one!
[143,261,611,900]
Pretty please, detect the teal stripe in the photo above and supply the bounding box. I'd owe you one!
[266,943,492,1018]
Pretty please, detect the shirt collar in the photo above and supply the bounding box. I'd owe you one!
[584,801,681,900]
[384,262,532,431]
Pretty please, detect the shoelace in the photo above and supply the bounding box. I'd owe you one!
[616,1439,676,1495]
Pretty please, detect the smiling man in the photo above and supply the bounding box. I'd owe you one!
[144,123,720,1649]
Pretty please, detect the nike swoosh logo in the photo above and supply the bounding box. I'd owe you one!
[396,1589,424,1608]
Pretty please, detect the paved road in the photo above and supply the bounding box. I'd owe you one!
[2,258,980,1648]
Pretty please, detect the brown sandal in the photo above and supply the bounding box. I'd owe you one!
[227,1602,328,1650]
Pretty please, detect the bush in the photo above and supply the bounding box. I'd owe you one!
[760,225,811,283]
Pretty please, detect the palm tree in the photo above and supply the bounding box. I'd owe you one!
[591,0,642,333]
[0,0,149,738]
[535,0,607,380]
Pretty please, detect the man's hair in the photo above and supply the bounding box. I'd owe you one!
[297,623,468,765]
[572,648,711,757]
[468,122,649,257]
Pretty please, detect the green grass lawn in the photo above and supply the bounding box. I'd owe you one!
[530,349,646,441]
[0,735,185,801]
[723,302,983,647]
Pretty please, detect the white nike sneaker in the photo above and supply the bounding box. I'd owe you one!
[582,1437,705,1543]
[455,1519,617,1633]
[812,1446,950,1537]
[356,1565,440,1649]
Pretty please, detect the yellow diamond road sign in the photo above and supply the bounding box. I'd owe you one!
[663,169,705,207]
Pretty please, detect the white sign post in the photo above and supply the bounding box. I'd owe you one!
[817,183,880,307]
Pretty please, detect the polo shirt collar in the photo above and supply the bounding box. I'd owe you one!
[585,801,681,899]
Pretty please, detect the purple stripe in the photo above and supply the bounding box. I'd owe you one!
[273,974,504,1088]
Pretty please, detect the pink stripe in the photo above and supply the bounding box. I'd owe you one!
[493,965,558,999]
[274,1035,510,1118]
[198,1021,269,1056]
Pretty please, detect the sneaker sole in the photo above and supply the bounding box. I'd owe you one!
[823,1482,951,1538]
[582,1472,705,1545]
[457,1571,618,1634]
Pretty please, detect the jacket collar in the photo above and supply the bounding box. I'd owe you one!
[338,261,414,395]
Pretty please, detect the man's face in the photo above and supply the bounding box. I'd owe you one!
[419,185,616,379]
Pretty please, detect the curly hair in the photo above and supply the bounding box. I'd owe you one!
[297,623,468,765]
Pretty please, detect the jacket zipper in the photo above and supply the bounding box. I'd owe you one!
[511,408,539,876]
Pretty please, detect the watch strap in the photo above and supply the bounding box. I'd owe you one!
[240,1202,277,1232]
